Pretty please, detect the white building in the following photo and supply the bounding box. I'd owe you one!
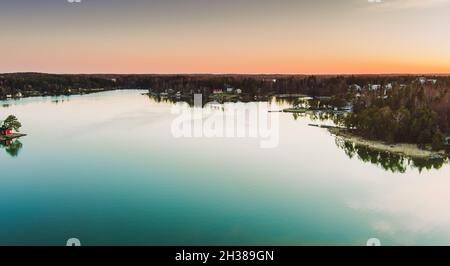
[368,84,381,91]
[418,77,427,84]
[384,83,393,90]
[349,84,362,91]
[445,137,450,145]
[418,77,437,85]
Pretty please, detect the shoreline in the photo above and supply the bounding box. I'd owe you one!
[0,133,27,142]
[0,88,115,102]
[328,127,447,159]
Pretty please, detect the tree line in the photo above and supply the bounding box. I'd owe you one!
[3,73,447,98]
[341,83,449,150]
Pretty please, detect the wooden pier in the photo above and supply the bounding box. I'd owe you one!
[0,133,27,141]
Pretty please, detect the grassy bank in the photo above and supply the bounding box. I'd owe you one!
[329,127,447,159]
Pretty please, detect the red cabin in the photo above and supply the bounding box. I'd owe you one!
[1,128,12,136]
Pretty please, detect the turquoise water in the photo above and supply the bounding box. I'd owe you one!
[0,90,449,246]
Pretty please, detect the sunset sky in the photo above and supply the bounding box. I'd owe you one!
[1,0,450,74]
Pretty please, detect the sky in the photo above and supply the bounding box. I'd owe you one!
[1,0,450,74]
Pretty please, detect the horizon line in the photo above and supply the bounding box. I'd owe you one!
[2,71,450,76]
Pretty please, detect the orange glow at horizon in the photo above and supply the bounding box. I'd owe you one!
[1,0,450,74]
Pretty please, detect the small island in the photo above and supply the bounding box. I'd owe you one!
[0,115,26,141]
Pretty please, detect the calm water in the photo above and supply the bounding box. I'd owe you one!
[0,90,449,246]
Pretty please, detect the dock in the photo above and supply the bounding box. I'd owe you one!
[308,124,345,129]
[0,133,27,141]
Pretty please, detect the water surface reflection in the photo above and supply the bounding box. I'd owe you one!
[0,139,23,157]
[335,137,448,173]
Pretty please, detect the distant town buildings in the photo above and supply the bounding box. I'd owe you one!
[368,84,382,91]
[348,77,441,101]
[418,77,437,85]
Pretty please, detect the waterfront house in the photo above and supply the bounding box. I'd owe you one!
[383,84,393,96]
[445,137,450,146]
[368,84,381,91]
[349,84,362,91]
[384,83,393,90]
[418,77,427,85]
[418,77,437,85]
[0,127,12,136]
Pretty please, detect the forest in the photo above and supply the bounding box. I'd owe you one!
[342,82,449,150]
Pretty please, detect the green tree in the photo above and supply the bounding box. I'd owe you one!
[431,130,445,151]
[410,109,439,145]
[2,115,22,132]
